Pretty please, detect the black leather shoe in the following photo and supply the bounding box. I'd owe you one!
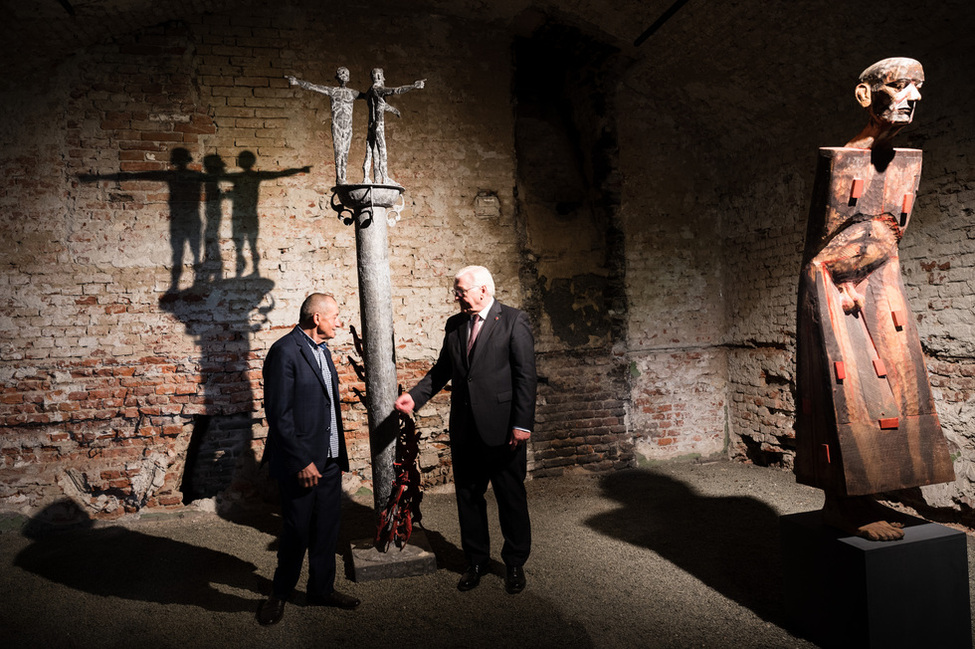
[309,590,361,609]
[257,596,285,625]
[505,565,526,594]
[457,563,487,591]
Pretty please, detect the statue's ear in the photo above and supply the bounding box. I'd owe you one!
[855,83,872,108]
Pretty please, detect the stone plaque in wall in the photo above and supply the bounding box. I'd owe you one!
[474,191,501,218]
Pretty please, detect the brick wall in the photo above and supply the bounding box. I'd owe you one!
[532,350,633,476]
[0,4,528,516]
[2,0,974,522]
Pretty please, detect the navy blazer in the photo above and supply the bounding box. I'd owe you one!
[262,327,349,479]
[410,301,537,447]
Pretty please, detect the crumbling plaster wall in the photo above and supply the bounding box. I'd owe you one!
[616,78,730,462]
[512,24,634,477]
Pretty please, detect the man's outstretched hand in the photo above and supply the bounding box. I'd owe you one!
[394,393,415,415]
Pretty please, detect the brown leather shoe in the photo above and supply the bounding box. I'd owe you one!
[257,596,285,625]
[309,590,360,609]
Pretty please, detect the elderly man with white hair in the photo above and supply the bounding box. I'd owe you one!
[396,265,537,594]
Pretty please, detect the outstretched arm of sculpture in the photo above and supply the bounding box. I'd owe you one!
[384,79,426,96]
[285,75,337,96]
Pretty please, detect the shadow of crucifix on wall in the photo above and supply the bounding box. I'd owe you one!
[78,149,312,506]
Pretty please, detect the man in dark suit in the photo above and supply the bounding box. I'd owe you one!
[257,293,360,626]
[394,266,537,594]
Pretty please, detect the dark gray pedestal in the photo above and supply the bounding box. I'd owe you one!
[781,510,971,649]
[350,528,438,582]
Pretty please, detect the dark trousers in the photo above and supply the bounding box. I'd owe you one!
[452,435,531,568]
[272,460,341,600]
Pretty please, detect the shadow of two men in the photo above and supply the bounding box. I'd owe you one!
[13,499,269,612]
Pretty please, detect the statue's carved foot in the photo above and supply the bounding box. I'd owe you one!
[822,493,907,542]
[855,519,905,542]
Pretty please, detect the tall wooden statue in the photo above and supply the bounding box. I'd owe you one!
[795,58,954,541]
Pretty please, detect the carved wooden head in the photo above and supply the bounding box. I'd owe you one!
[855,57,924,126]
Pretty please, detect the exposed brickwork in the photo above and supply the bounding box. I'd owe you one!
[628,350,728,459]
[531,351,633,477]
[616,77,730,462]
[509,26,634,480]
[2,0,974,524]
[0,4,534,517]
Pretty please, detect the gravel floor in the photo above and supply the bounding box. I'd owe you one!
[2,459,973,648]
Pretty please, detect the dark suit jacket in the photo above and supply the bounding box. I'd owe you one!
[262,327,349,479]
[410,301,537,447]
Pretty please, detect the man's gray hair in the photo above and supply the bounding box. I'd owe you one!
[455,265,495,296]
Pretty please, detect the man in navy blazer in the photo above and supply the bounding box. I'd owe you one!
[395,266,537,594]
[257,293,360,626]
